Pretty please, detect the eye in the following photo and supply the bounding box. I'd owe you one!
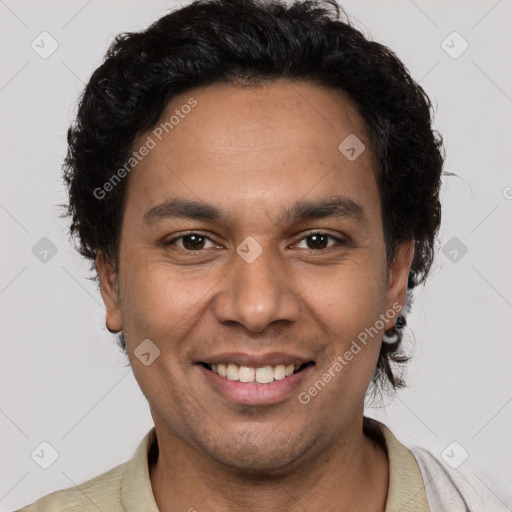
[165,232,219,252]
[294,231,346,251]
[164,230,346,254]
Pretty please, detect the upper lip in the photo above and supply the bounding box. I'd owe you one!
[196,352,314,368]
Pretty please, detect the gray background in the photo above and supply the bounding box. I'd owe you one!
[1,0,511,509]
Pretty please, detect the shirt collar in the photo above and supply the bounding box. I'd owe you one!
[364,417,430,511]
[120,419,429,511]
[121,427,160,512]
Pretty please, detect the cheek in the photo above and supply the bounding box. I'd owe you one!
[304,260,386,385]
[120,263,199,330]
[312,259,387,331]
[121,248,387,339]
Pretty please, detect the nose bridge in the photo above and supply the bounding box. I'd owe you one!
[213,237,301,332]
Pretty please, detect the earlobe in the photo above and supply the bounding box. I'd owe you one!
[96,252,122,333]
[385,240,415,330]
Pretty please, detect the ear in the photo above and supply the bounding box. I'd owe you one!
[96,252,122,333]
[384,240,415,330]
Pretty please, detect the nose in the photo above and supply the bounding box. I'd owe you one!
[212,242,301,332]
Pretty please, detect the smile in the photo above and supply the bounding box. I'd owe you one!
[199,362,314,384]
[197,360,315,405]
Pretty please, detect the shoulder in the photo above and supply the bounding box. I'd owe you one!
[16,426,158,512]
[16,461,128,512]
[366,418,512,512]
[409,445,512,512]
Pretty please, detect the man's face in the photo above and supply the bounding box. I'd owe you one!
[98,80,412,472]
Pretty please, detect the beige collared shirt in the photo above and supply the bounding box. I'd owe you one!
[18,419,430,511]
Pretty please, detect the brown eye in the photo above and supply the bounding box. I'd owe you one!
[165,233,217,252]
[295,232,345,251]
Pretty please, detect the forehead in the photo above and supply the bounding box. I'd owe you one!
[125,80,379,223]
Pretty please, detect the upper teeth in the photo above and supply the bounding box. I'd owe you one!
[211,363,297,383]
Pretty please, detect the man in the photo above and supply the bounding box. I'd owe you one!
[17,0,505,510]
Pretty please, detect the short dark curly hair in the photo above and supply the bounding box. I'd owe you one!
[62,0,444,391]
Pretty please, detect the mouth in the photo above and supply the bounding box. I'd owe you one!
[198,361,315,384]
[195,356,316,405]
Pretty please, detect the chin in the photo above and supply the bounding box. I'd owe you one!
[201,430,314,476]
[212,450,302,477]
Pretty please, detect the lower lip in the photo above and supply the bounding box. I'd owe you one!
[197,364,314,405]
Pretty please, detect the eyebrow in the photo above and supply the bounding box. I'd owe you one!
[143,195,365,225]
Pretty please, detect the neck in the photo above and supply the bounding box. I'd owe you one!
[149,416,389,512]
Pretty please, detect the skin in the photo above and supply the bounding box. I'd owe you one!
[97,80,414,512]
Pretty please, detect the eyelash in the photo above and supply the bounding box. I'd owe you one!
[164,231,346,254]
